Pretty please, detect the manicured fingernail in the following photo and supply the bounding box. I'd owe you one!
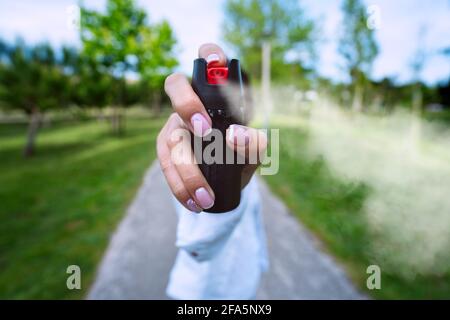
[191,113,211,136]
[228,124,250,146]
[195,187,214,209]
[186,198,202,213]
[206,53,220,64]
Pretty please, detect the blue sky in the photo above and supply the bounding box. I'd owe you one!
[1,0,450,85]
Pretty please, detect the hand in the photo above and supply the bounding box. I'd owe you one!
[157,43,267,213]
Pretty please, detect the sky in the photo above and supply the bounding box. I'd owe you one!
[1,0,450,85]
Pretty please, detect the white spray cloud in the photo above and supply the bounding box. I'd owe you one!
[258,86,450,278]
[309,106,450,277]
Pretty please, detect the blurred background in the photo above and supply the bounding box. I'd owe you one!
[0,0,450,299]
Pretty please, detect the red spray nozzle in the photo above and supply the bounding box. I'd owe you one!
[206,66,228,85]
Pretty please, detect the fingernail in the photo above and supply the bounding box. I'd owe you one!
[206,53,220,64]
[228,124,250,146]
[186,198,202,213]
[195,187,214,209]
[191,113,211,136]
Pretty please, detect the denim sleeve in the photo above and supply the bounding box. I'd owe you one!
[172,178,255,262]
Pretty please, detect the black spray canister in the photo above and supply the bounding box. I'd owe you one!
[191,58,246,213]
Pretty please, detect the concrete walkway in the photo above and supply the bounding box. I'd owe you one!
[88,162,364,299]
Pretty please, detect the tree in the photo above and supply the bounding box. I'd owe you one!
[80,0,177,133]
[339,0,378,111]
[0,40,72,156]
[223,0,316,82]
[437,79,450,108]
[137,20,177,115]
[71,53,113,113]
[438,47,450,108]
[409,26,428,116]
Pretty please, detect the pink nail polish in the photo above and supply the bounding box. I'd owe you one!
[195,187,214,209]
[228,124,250,146]
[186,198,202,213]
[206,53,220,64]
[191,113,211,137]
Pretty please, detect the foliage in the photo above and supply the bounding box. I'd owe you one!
[338,0,378,111]
[70,53,113,109]
[0,39,76,155]
[338,0,378,81]
[438,78,450,108]
[223,0,316,82]
[80,0,177,110]
[0,40,72,114]
[137,20,178,105]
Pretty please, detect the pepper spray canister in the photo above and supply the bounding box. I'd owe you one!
[191,58,246,213]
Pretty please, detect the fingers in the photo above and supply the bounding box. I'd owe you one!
[225,124,268,188]
[226,124,268,163]
[164,43,227,137]
[158,141,201,212]
[167,123,215,210]
[157,113,215,212]
[164,73,212,137]
[198,43,227,67]
[157,115,200,212]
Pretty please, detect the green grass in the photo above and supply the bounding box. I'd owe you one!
[263,122,450,299]
[0,116,163,299]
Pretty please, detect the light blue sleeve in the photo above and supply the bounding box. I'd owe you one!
[172,178,255,262]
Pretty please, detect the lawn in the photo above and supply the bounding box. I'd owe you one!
[263,119,450,299]
[0,115,164,299]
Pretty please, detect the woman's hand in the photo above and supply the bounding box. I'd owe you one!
[157,43,267,213]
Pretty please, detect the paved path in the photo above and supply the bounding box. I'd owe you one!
[88,162,364,299]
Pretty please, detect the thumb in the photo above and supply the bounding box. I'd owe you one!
[225,124,268,165]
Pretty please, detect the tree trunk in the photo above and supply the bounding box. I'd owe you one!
[412,83,423,116]
[409,83,423,156]
[111,106,125,136]
[110,77,126,135]
[352,84,363,112]
[23,107,42,157]
[152,91,161,117]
